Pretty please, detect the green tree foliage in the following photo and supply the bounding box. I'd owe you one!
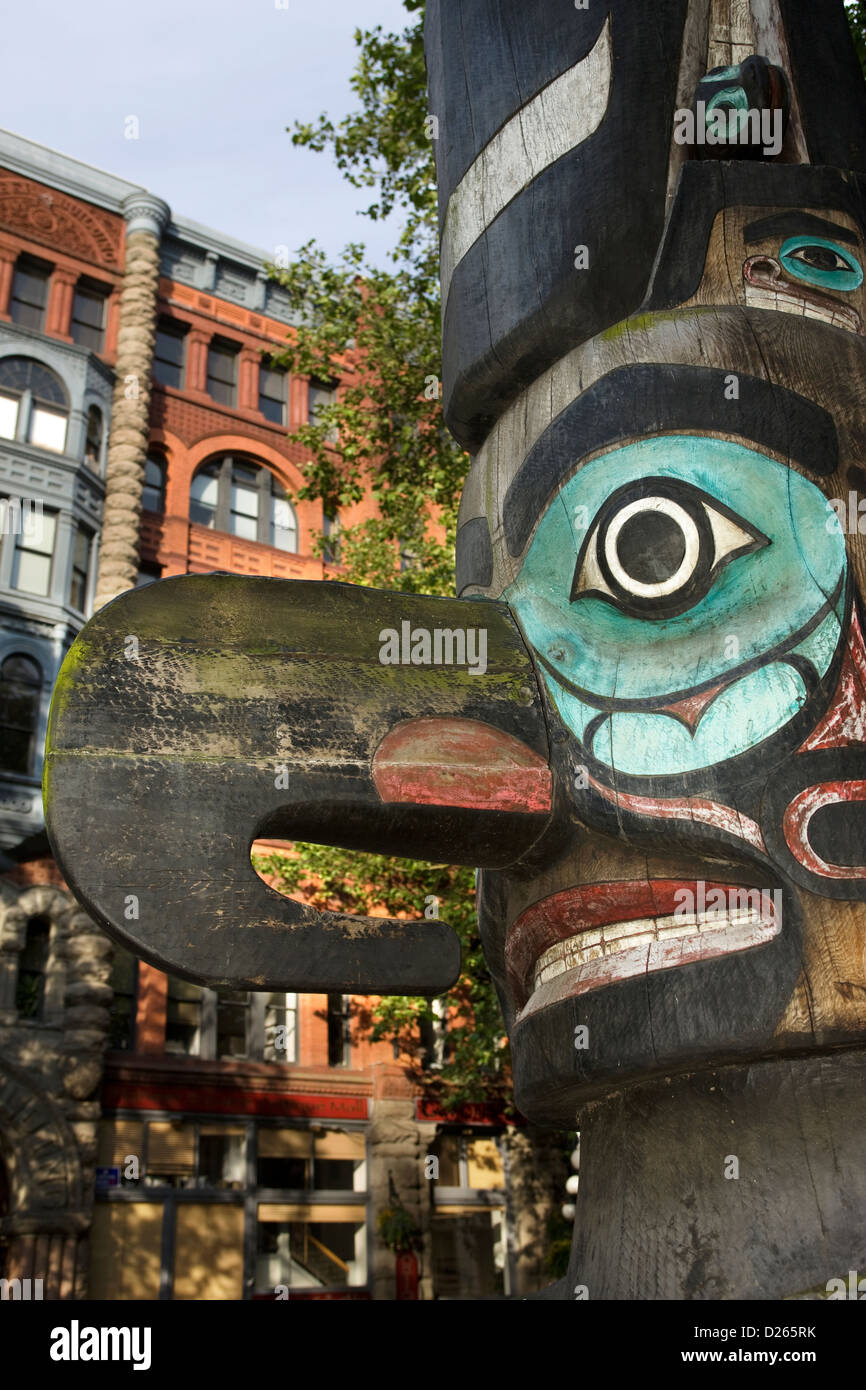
[253,845,512,1111]
[847,1,866,77]
[271,0,460,593]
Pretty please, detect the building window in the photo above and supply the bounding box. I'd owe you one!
[327,993,351,1068]
[189,459,219,528]
[0,390,18,441]
[108,946,138,1051]
[15,915,50,1019]
[10,508,56,597]
[145,1121,197,1188]
[0,653,42,775]
[264,992,298,1063]
[153,318,187,390]
[308,377,338,443]
[85,406,103,469]
[217,987,249,1059]
[256,1127,309,1189]
[197,1127,246,1189]
[429,1131,508,1298]
[9,256,51,332]
[259,363,287,426]
[142,452,166,513]
[230,461,260,541]
[270,474,297,552]
[69,525,92,611]
[71,280,109,352]
[254,1128,367,1293]
[0,357,68,453]
[206,338,239,407]
[165,976,202,1056]
[189,456,298,553]
[322,512,340,565]
[256,1215,366,1292]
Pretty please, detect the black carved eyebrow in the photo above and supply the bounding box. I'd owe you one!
[502,364,838,558]
[744,211,859,246]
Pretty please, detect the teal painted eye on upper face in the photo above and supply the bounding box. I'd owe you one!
[504,437,848,776]
[779,235,864,291]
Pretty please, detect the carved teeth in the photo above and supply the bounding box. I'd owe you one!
[532,907,771,991]
[744,284,862,333]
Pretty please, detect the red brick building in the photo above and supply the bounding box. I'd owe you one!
[0,129,562,1301]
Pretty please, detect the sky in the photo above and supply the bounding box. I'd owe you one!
[1,0,413,267]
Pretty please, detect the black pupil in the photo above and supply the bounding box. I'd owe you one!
[798,245,842,271]
[615,509,687,586]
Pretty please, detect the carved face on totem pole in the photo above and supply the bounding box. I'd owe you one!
[42,2,866,1137]
[429,0,866,1124]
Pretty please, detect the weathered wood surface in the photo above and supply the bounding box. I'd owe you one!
[430,0,866,1298]
[44,576,552,993]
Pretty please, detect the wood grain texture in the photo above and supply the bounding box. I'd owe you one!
[568,1053,866,1299]
[44,577,551,994]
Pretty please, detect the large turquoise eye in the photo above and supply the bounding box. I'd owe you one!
[779,235,863,291]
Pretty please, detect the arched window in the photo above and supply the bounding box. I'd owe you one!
[0,357,68,453]
[16,915,50,1019]
[85,405,103,469]
[189,456,298,553]
[143,451,167,514]
[0,653,42,775]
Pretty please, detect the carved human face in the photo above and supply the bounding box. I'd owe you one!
[470,228,866,1125]
[685,205,866,332]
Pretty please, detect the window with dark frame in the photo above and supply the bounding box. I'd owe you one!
[216,987,250,1059]
[189,456,298,553]
[206,338,239,406]
[85,406,103,469]
[10,256,51,332]
[326,993,351,1067]
[322,512,340,565]
[165,976,203,1056]
[264,992,298,1063]
[0,653,42,776]
[71,281,109,352]
[11,509,57,597]
[142,453,166,513]
[68,525,92,612]
[259,363,287,425]
[308,377,338,442]
[107,946,138,1051]
[94,1118,369,1295]
[153,319,187,390]
[0,357,68,454]
[15,916,50,1019]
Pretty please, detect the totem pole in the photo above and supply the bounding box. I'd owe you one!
[44,0,866,1298]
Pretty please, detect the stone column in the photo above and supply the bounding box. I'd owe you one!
[367,1096,429,1300]
[94,191,170,608]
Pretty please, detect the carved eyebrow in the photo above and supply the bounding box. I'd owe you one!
[502,364,838,558]
[744,212,860,246]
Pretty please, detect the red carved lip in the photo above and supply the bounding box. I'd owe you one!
[506,879,782,1020]
[372,716,552,814]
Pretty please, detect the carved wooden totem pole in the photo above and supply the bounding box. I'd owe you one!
[44,0,866,1298]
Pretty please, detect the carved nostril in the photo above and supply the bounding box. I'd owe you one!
[782,780,866,881]
[744,255,783,287]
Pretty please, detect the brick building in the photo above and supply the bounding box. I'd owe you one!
[0,129,563,1301]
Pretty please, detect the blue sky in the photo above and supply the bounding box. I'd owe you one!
[1,0,413,266]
